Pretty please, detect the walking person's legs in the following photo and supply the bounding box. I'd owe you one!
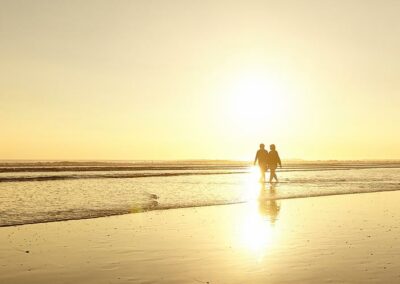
[269,168,279,182]
[269,169,275,183]
[273,170,278,182]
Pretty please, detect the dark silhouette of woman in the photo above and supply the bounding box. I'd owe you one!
[268,144,282,183]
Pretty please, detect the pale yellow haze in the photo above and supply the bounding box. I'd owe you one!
[1,0,399,160]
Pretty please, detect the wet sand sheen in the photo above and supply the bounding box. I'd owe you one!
[1,191,400,283]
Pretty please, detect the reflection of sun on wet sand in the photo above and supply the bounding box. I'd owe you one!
[257,183,281,224]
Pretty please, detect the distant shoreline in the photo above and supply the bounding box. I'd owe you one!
[1,159,400,167]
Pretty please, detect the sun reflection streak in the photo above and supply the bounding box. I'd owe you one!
[235,182,281,261]
[242,166,262,201]
[238,210,275,260]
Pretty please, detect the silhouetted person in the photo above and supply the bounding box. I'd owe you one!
[268,144,282,183]
[254,143,269,182]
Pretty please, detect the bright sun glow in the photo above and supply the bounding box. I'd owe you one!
[227,70,291,132]
[236,203,277,261]
[242,166,262,200]
[235,168,281,260]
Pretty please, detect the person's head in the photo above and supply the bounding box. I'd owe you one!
[259,143,265,150]
[270,144,276,151]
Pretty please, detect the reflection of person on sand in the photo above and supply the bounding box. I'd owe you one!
[258,183,281,224]
[254,143,269,183]
[268,144,282,183]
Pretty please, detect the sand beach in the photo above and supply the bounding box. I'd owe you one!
[1,190,400,283]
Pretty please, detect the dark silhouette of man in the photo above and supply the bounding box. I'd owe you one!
[268,144,282,182]
[254,143,269,182]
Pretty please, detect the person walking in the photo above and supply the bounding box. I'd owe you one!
[268,144,282,183]
[254,143,269,182]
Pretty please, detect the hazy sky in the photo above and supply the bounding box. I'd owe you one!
[1,0,399,160]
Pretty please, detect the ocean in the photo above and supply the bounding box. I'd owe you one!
[1,160,400,227]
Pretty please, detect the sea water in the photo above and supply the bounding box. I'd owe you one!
[1,161,399,227]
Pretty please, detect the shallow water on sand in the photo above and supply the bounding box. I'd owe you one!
[1,161,400,226]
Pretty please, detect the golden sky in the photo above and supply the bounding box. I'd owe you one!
[1,0,399,160]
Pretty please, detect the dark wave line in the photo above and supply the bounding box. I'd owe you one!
[1,163,400,173]
[0,165,247,173]
[0,171,249,183]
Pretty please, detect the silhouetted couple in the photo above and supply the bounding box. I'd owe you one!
[254,143,282,183]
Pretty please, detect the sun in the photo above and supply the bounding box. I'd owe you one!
[226,70,290,132]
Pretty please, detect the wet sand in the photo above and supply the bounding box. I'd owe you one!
[1,191,400,283]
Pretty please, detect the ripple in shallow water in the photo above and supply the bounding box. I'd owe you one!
[1,167,400,227]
